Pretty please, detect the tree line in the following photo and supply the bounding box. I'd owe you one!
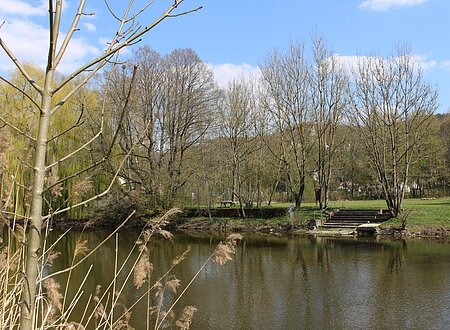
[1,41,449,224]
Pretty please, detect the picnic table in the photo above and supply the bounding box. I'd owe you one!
[219,200,235,208]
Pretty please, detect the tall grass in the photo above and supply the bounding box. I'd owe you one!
[0,210,242,329]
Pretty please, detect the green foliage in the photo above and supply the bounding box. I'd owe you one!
[0,66,104,219]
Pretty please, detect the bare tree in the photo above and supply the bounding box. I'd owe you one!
[162,49,217,201]
[0,1,201,328]
[310,38,348,209]
[260,43,313,208]
[104,48,164,198]
[107,47,217,207]
[218,79,257,215]
[350,47,438,216]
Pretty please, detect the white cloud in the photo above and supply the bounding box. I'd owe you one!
[359,0,428,11]
[57,37,101,74]
[439,61,450,72]
[0,0,46,17]
[0,20,48,71]
[0,19,101,75]
[332,53,437,73]
[98,37,111,47]
[411,54,437,71]
[331,55,361,73]
[83,22,96,33]
[207,63,261,88]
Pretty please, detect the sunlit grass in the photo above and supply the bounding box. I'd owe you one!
[189,197,450,229]
[267,197,450,229]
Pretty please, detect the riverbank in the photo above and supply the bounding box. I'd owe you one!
[173,216,449,239]
[175,197,450,238]
[4,197,448,238]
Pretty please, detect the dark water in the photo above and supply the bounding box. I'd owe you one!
[46,231,449,330]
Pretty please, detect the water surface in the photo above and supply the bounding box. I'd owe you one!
[48,231,450,329]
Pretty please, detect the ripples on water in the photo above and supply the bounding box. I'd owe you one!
[45,231,449,330]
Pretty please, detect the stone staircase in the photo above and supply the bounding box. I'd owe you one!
[322,209,392,229]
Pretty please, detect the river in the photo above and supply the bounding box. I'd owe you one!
[45,230,449,329]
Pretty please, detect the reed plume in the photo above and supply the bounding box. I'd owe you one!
[175,306,197,330]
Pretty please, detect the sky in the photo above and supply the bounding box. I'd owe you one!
[0,0,449,113]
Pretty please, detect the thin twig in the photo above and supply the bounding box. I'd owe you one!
[167,6,202,17]
[0,76,41,110]
[45,130,102,170]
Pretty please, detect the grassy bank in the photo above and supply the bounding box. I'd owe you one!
[181,197,450,232]
[324,197,449,230]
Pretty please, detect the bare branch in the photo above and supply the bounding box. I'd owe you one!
[47,93,106,169]
[43,147,132,219]
[53,0,86,68]
[47,105,85,142]
[51,60,110,115]
[53,0,190,94]
[45,98,154,218]
[104,0,157,23]
[0,115,36,141]
[0,38,43,93]
[0,209,29,220]
[0,76,42,110]
[45,65,136,187]
[46,0,62,70]
[167,6,203,17]
[107,64,138,156]
[45,131,102,170]
[103,0,122,22]
[45,157,107,192]
[17,156,34,170]
[0,162,32,192]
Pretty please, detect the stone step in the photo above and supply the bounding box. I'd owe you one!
[326,219,377,224]
[321,223,361,228]
[331,214,387,218]
[322,209,393,229]
[329,217,389,222]
[330,210,391,216]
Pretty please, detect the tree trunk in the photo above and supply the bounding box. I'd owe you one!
[294,193,301,208]
[20,85,53,329]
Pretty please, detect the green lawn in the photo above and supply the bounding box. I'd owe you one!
[269,197,450,229]
[187,197,450,230]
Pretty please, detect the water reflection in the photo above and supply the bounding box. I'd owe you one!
[9,229,449,330]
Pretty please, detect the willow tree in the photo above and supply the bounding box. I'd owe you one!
[0,0,200,328]
[350,48,438,216]
[0,65,100,220]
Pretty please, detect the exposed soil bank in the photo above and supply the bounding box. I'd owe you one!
[169,217,449,239]
[3,213,448,239]
[378,226,449,238]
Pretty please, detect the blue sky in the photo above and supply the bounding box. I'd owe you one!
[1,0,449,113]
